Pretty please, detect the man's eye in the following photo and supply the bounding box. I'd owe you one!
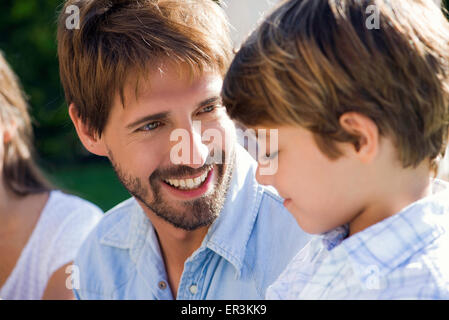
[139,121,162,132]
[198,105,216,114]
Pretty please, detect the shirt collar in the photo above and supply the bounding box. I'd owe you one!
[321,225,349,251]
[100,143,263,277]
[99,198,135,249]
[199,144,263,276]
[327,179,449,279]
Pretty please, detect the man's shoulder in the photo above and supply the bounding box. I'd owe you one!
[74,197,139,299]
[256,184,305,234]
[253,183,312,250]
[259,184,284,203]
[243,184,313,293]
[80,197,135,245]
[105,196,137,219]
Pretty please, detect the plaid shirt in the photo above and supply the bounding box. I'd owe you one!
[266,179,449,300]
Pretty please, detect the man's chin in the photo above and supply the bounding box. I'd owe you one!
[138,197,220,231]
[117,150,236,231]
[145,168,233,230]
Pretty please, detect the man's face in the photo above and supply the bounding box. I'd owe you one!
[100,63,236,230]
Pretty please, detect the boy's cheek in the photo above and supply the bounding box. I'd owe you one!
[255,162,273,186]
[258,158,279,177]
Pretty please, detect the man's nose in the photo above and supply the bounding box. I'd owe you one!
[169,122,209,169]
[188,127,209,168]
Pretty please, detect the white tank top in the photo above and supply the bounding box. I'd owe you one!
[0,190,103,299]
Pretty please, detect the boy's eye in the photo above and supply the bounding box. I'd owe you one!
[262,150,279,160]
[139,121,162,132]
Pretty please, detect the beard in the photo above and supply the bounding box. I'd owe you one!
[108,147,235,231]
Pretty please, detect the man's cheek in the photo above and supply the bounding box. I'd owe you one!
[216,120,236,162]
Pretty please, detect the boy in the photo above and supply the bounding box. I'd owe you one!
[222,0,449,299]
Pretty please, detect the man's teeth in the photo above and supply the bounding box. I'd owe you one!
[164,169,210,190]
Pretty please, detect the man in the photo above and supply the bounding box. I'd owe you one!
[57,0,311,299]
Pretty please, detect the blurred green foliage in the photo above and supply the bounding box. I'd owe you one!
[0,0,130,210]
[44,160,130,211]
[0,0,447,210]
[0,0,85,164]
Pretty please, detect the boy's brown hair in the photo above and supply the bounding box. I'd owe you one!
[0,51,52,196]
[222,0,449,168]
[57,0,232,137]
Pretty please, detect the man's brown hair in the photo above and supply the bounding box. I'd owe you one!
[57,0,232,137]
[0,51,51,196]
[222,0,449,168]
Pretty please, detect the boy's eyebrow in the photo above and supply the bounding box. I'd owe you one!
[126,111,170,130]
[255,129,270,140]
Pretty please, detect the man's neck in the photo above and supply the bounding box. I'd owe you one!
[153,217,209,265]
[140,205,209,298]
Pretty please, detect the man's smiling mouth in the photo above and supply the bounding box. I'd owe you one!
[163,166,213,190]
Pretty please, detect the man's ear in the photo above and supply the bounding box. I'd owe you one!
[68,103,108,157]
[339,112,379,164]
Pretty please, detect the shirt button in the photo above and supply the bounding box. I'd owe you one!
[158,281,167,290]
[189,284,198,295]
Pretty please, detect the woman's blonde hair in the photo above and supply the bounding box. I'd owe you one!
[223,0,449,169]
[0,51,51,196]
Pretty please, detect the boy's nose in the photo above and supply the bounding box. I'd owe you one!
[255,162,275,186]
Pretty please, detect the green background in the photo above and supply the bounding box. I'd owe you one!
[0,0,130,211]
[0,0,447,211]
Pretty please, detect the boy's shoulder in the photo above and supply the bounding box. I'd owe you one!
[363,189,449,299]
[357,184,449,299]
[384,232,449,299]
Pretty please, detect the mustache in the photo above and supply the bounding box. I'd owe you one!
[152,163,214,181]
[150,152,226,182]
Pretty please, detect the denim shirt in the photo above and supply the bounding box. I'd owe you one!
[73,144,312,299]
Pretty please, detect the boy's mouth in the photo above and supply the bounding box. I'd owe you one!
[283,198,292,207]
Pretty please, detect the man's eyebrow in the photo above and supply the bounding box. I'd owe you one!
[197,96,222,108]
[126,97,221,130]
[126,111,170,130]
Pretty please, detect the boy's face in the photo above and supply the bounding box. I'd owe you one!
[93,63,236,230]
[255,125,366,234]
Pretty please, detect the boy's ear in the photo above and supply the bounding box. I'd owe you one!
[339,112,379,163]
[68,103,108,157]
